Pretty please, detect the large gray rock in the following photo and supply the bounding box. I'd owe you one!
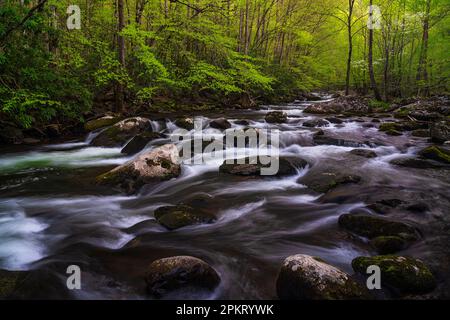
[145,256,220,298]
[97,144,181,193]
[91,117,150,147]
[276,255,369,300]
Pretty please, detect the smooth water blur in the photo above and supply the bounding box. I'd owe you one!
[0,97,445,299]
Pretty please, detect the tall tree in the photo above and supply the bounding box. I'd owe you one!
[368,0,382,101]
[115,0,126,112]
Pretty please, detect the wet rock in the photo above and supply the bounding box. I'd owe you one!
[91,117,150,147]
[430,121,449,143]
[409,110,441,121]
[145,256,220,298]
[0,125,23,144]
[303,119,330,128]
[400,121,428,131]
[379,122,401,132]
[97,144,181,193]
[300,172,361,193]
[314,135,366,148]
[276,254,369,300]
[338,213,419,242]
[371,118,381,123]
[235,119,250,126]
[265,111,288,123]
[299,92,323,101]
[411,129,429,137]
[219,157,308,177]
[352,255,436,295]
[154,205,216,230]
[325,117,344,124]
[175,117,195,130]
[209,118,232,130]
[370,236,408,254]
[45,124,61,137]
[406,202,430,213]
[23,137,41,145]
[84,114,121,131]
[349,149,378,158]
[390,157,449,169]
[304,97,370,115]
[367,199,403,214]
[121,132,163,155]
[418,145,450,164]
[0,270,28,299]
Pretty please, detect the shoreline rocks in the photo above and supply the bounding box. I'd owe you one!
[276,254,369,300]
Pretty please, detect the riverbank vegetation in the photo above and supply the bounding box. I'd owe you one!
[0,0,449,138]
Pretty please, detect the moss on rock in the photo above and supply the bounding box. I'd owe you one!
[419,145,450,164]
[352,255,436,295]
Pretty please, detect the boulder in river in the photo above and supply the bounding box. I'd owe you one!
[145,256,220,298]
[175,117,195,130]
[411,129,429,137]
[430,120,449,143]
[276,254,369,300]
[209,118,232,130]
[265,111,288,123]
[300,172,361,193]
[369,236,408,254]
[418,145,450,164]
[121,132,163,155]
[219,156,308,177]
[97,144,181,193]
[390,157,449,169]
[352,255,436,295]
[303,119,330,128]
[154,205,216,230]
[91,117,150,147]
[84,114,121,132]
[325,117,344,124]
[349,149,378,158]
[338,213,419,242]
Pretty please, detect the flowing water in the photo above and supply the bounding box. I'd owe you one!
[1,95,449,299]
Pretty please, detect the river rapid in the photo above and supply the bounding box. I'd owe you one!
[1,95,449,299]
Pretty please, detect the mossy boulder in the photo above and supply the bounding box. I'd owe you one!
[352,255,436,295]
[349,149,378,158]
[430,120,449,143]
[265,111,288,123]
[209,118,232,130]
[301,172,361,193]
[418,145,450,164]
[390,157,449,169]
[97,144,181,193]
[121,132,163,155]
[379,122,402,132]
[84,114,121,132]
[91,117,150,147]
[175,117,195,130]
[370,236,408,254]
[411,129,430,137]
[276,255,370,300]
[154,205,216,230]
[219,156,308,176]
[145,256,220,298]
[338,214,419,242]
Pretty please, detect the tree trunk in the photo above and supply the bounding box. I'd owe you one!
[345,0,355,96]
[368,1,382,101]
[416,0,431,96]
[115,0,126,113]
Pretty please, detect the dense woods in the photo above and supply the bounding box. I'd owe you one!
[0,0,449,131]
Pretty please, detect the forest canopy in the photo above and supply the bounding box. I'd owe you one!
[0,0,449,129]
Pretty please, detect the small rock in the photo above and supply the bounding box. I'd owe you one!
[301,173,361,193]
[406,203,430,213]
[430,121,449,143]
[145,256,220,298]
[349,149,377,158]
[219,157,308,176]
[234,119,250,126]
[210,118,232,130]
[338,213,419,241]
[411,129,429,137]
[22,138,41,145]
[154,205,215,230]
[175,117,195,130]
[276,254,369,300]
[303,119,330,128]
[370,236,408,254]
[325,117,344,124]
[390,157,449,169]
[352,255,436,295]
[265,111,288,123]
